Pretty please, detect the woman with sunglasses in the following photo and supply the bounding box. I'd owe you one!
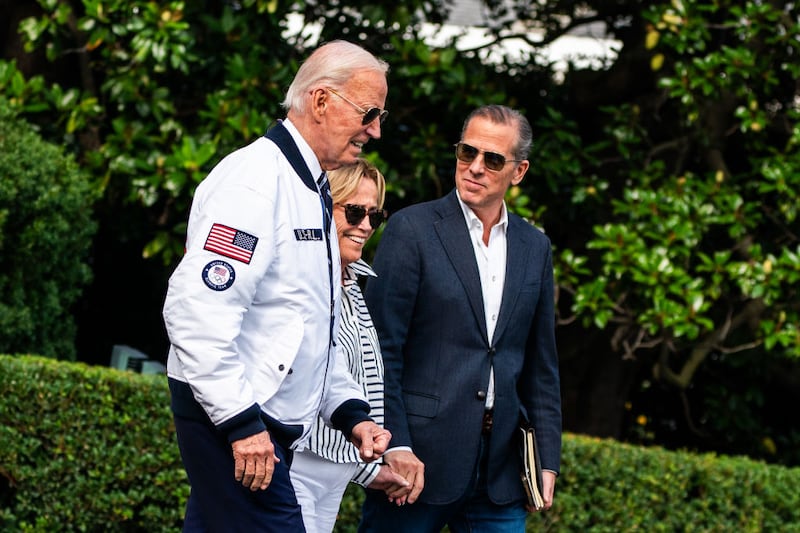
[290,158,408,533]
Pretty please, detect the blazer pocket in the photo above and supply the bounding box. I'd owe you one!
[519,278,542,292]
[403,391,440,419]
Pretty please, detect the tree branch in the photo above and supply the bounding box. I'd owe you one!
[654,298,767,390]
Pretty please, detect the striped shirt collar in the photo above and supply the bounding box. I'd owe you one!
[344,259,377,282]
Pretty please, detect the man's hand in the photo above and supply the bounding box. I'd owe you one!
[366,464,411,497]
[383,449,425,505]
[350,421,391,462]
[526,470,557,513]
[231,430,278,491]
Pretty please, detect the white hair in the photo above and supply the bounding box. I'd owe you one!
[282,40,389,114]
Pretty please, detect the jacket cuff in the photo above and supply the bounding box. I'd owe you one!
[217,403,266,443]
[330,399,372,440]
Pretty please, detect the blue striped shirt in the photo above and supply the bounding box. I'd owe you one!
[304,259,384,486]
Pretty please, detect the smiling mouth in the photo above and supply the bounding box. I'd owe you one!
[345,234,365,245]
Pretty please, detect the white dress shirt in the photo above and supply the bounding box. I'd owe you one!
[456,190,508,411]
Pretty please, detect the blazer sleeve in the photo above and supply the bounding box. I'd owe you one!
[363,211,420,449]
[519,239,562,473]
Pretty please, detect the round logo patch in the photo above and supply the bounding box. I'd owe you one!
[202,260,236,291]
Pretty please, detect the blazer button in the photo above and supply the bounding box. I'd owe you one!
[476,390,487,401]
[278,364,285,371]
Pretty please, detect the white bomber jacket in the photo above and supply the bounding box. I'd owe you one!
[163,120,369,447]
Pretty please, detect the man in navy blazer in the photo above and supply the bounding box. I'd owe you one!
[359,105,562,532]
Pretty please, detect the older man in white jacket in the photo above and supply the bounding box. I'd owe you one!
[162,40,391,532]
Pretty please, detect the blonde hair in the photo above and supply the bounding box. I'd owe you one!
[328,158,386,209]
[282,40,389,114]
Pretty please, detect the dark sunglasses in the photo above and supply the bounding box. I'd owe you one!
[454,142,523,172]
[328,87,389,125]
[339,203,388,229]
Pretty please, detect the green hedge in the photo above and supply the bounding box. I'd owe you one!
[546,436,800,532]
[0,105,98,361]
[0,354,186,532]
[2,355,799,532]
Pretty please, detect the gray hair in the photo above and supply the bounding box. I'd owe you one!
[282,40,389,114]
[461,105,533,160]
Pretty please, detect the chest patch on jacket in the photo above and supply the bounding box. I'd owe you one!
[293,228,323,241]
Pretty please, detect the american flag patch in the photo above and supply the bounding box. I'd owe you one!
[203,223,258,264]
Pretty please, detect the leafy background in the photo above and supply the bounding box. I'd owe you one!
[1,0,799,467]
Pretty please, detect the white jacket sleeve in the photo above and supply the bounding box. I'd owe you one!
[318,341,370,428]
[164,151,279,426]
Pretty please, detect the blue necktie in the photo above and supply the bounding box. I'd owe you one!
[317,172,332,231]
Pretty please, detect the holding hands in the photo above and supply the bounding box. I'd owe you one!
[382,449,425,505]
[350,421,392,461]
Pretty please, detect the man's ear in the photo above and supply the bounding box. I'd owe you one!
[310,87,328,123]
[511,160,529,185]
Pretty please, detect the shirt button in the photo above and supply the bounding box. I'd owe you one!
[278,364,285,371]
[476,390,487,400]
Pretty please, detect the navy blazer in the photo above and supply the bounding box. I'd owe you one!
[364,190,562,505]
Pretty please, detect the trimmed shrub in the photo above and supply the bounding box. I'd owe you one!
[2,354,799,532]
[527,434,800,532]
[0,354,186,531]
[0,103,98,360]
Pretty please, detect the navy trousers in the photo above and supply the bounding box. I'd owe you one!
[358,434,526,533]
[173,414,306,532]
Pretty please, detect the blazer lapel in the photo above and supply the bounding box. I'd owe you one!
[493,215,530,343]
[434,192,488,343]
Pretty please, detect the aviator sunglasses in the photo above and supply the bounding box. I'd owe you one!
[327,88,389,125]
[339,203,388,229]
[454,142,523,172]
